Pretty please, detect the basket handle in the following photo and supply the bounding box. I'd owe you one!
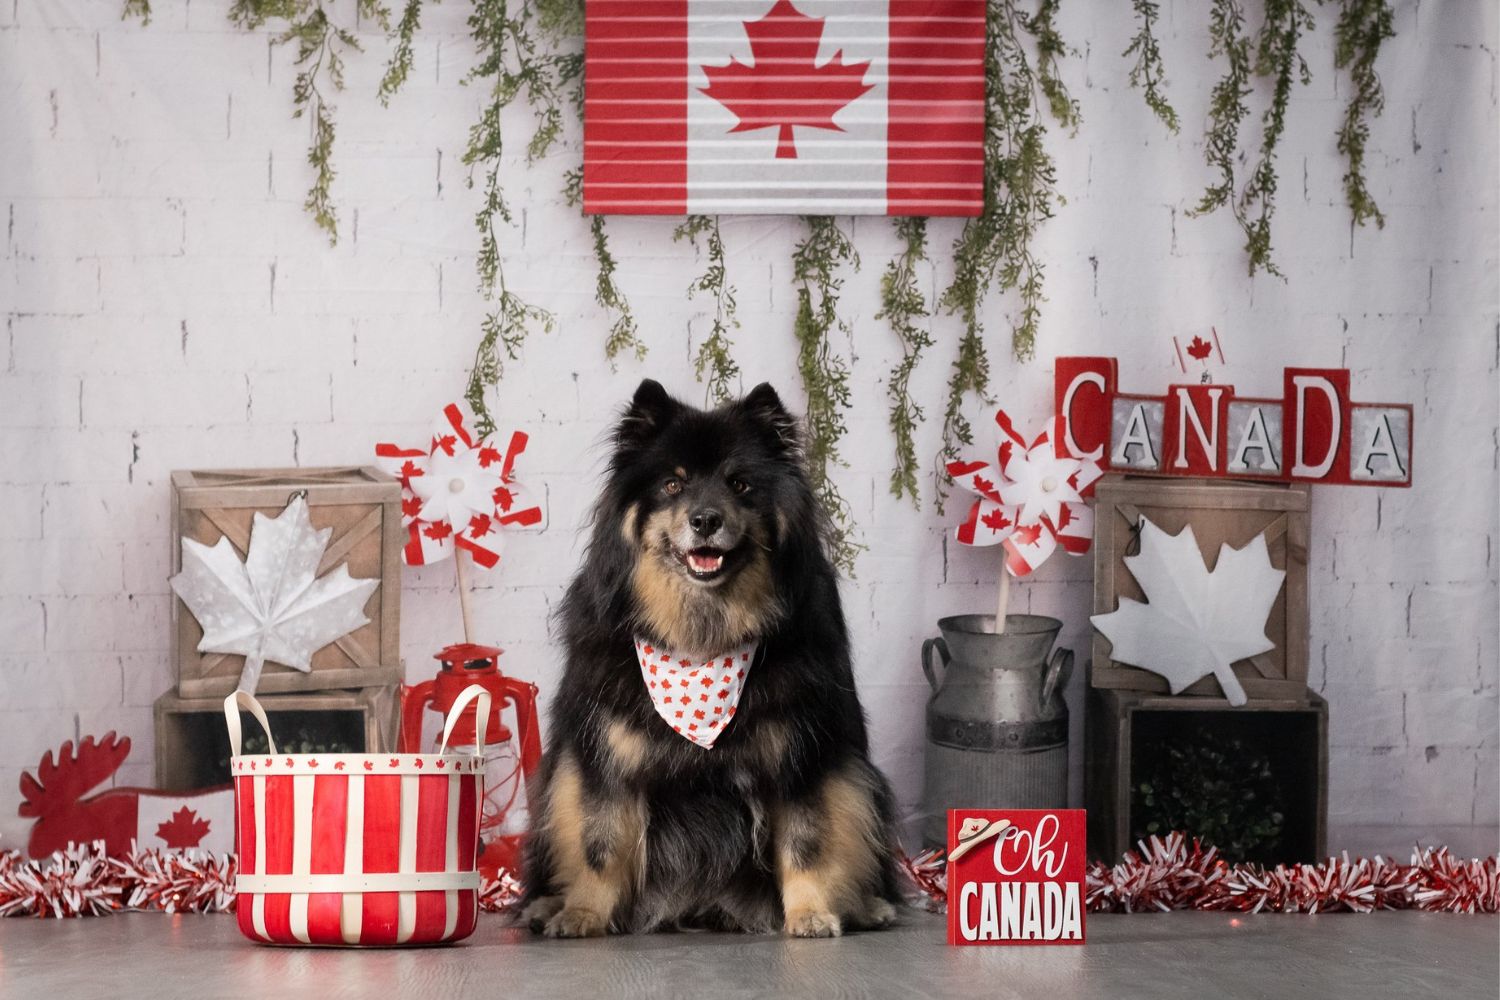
[224,690,278,757]
[438,685,493,757]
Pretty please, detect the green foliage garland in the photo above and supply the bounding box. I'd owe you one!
[117,1,1402,520]
[793,217,862,573]
[1124,0,1181,133]
[876,217,932,507]
[1333,0,1396,229]
[935,0,1073,508]
[674,217,742,405]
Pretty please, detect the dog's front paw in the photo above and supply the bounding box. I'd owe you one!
[855,897,897,930]
[521,895,564,934]
[785,909,842,938]
[544,906,610,938]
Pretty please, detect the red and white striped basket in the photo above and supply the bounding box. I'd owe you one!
[224,686,491,947]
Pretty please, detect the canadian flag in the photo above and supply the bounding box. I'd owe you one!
[584,0,986,215]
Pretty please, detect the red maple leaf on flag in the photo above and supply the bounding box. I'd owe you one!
[980,507,1012,534]
[1186,335,1213,360]
[155,806,211,849]
[700,0,873,160]
[972,475,996,497]
[1053,504,1073,532]
[1012,523,1044,546]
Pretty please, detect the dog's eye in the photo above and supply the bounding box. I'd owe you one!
[729,477,750,495]
[663,477,684,496]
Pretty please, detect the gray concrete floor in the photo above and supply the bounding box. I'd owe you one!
[0,909,1495,999]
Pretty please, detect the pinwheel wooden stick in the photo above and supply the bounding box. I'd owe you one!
[993,567,1011,635]
[454,548,475,644]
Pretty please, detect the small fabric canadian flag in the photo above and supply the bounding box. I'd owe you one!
[584,0,986,215]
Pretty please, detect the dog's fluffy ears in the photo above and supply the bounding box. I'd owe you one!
[617,379,800,455]
[617,378,680,451]
[739,383,798,446]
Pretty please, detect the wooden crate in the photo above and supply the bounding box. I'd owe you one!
[154,686,400,791]
[1091,475,1310,702]
[1085,687,1328,863]
[171,467,403,698]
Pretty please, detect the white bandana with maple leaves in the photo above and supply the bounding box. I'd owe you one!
[947,410,1103,576]
[635,637,759,749]
[376,402,543,569]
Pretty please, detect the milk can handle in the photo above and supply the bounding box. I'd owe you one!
[438,685,493,757]
[921,637,950,693]
[1041,647,1074,709]
[223,690,278,757]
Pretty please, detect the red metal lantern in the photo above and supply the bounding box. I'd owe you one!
[401,644,542,876]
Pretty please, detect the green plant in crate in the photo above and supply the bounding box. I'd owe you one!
[1133,728,1286,863]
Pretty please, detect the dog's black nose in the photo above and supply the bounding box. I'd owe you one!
[689,509,723,538]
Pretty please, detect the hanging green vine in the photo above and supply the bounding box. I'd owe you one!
[876,217,932,507]
[1193,0,1253,237]
[793,217,861,573]
[594,216,645,363]
[1124,0,1180,133]
[1333,0,1395,229]
[455,0,582,431]
[1028,0,1081,130]
[220,1,387,245]
[377,0,424,104]
[674,216,741,405]
[1193,0,1316,277]
[1242,0,1316,276]
[935,0,1073,508]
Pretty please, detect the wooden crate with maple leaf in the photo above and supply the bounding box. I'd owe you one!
[170,467,404,698]
[1090,475,1311,704]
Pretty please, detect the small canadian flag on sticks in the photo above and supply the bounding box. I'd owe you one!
[584,0,986,215]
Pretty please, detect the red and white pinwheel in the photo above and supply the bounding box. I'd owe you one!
[375,402,542,570]
[947,410,1102,577]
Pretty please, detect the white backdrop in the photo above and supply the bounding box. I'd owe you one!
[1,0,1496,856]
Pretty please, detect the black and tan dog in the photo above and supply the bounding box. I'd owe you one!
[520,379,902,937]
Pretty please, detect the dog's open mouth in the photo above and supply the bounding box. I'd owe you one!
[677,546,728,580]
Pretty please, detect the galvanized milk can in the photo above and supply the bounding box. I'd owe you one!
[919,614,1073,847]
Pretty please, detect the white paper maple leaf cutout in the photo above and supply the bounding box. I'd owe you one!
[170,496,379,693]
[1089,517,1285,707]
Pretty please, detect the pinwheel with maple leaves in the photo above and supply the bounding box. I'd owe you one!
[375,402,542,571]
[947,410,1102,578]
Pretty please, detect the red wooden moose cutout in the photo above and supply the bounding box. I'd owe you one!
[19,732,234,858]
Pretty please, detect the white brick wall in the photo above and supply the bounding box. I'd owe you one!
[1,0,1496,857]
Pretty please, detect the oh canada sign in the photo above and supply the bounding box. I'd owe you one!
[947,810,1086,946]
[1054,357,1413,486]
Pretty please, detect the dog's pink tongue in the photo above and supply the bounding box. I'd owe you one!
[689,551,724,573]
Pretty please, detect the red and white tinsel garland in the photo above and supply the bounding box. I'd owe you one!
[0,843,526,919]
[902,832,1499,915]
[6,835,1495,920]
